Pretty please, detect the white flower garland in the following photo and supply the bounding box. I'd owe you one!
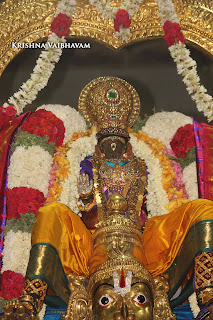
[55,0,76,17]
[156,0,213,122]
[3,34,65,115]
[3,0,76,115]
[1,230,46,320]
[142,111,193,149]
[169,43,213,121]
[182,162,198,201]
[130,134,169,217]
[59,132,97,214]
[7,146,52,197]
[36,104,86,143]
[89,0,143,19]
[1,231,31,276]
[89,0,143,41]
[155,0,179,24]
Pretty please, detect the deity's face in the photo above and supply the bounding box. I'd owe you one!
[98,135,127,160]
[92,277,154,320]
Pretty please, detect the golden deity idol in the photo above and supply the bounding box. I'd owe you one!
[2,77,213,320]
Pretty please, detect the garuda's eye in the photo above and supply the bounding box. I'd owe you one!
[98,295,113,307]
[133,294,147,305]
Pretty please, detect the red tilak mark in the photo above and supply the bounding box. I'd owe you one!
[120,269,125,288]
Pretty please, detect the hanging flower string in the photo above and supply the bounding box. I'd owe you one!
[114,9,131,41]
[3,0,76,115]
[89,0,143,41]
[156,0,213,122]
[3,0,212,122]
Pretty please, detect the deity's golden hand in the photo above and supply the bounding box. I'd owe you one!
[77,173,95,212]
[78,173,93,198]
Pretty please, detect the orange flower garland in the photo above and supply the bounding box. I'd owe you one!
[131,130,190,211]
[46,127,96,203]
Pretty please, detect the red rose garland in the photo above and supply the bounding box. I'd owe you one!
[0,271,24,300]
[21,109,65,147]
[163,21,185,47]
[114,9,131,32]
[6,187,45,220]
[51,13,72,38]
[170,124,195,158]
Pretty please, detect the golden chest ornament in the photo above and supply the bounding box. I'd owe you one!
[92,156,147,224]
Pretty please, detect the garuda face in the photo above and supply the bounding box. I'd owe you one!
[92,277,153,320]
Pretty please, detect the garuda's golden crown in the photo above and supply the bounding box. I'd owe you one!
[78,77,140,137]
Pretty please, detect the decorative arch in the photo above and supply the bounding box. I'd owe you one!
[0,0,212,77]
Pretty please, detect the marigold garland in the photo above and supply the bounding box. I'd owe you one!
[46,144,70,203]
[46,127,96,203]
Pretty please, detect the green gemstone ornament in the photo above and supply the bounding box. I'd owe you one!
[109,91,116,98]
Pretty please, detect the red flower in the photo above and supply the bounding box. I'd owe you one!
[0,105,17,129]
[0,271,24,300]
[51,13,72,37]
[6,187,45,219]
[114,9,131,32]
[21,109,65,147]
[18,203,29,214]
[5,105,17,117]
[170,124,195,158]
[163,20,185,47]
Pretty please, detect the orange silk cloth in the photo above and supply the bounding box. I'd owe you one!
[32,199,213,278]
[142,199,213,277]
[31,202,93,277]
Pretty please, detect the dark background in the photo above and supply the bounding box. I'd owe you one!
[0,37,212,123]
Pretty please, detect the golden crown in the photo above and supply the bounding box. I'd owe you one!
[78,77,141,137]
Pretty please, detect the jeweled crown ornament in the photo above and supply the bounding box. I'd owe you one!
[78,77,140,137]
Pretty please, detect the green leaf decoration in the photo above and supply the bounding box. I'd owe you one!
[3,212,36,235]
[11,129,56,156]
[132,115,149,132]
[168,146,196,170]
